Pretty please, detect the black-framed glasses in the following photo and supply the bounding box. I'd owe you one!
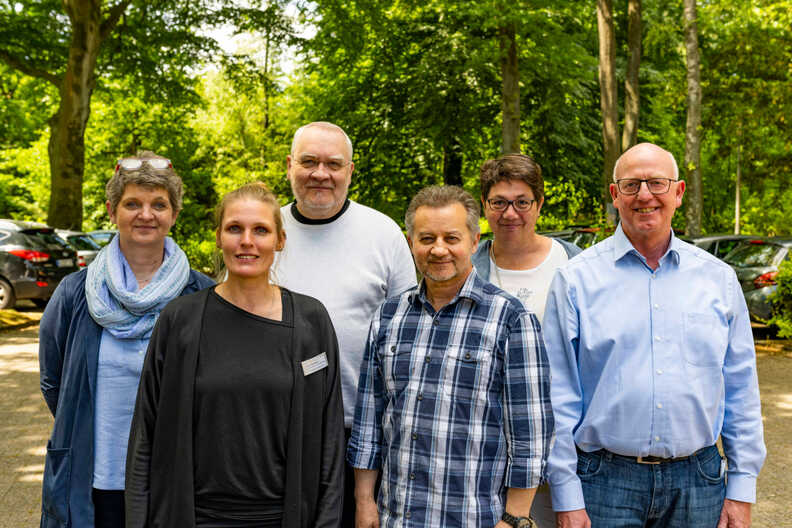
[486,198,536,212]
[615,178,676,195]
[295,157,350,172]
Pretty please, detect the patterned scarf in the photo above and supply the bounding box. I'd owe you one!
[85,235,190,339]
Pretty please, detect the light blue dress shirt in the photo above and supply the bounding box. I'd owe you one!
[543,224,766,512]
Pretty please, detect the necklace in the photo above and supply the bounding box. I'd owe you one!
[489,242,504,288]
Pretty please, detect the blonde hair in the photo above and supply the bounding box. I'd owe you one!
[214,182,285,281]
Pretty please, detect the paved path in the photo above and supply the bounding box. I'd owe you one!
[0,326,790,526]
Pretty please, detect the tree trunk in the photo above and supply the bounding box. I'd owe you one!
[683,0,703,236]
[734,144,741,235]
[47,4,105,230]
[622,0,641,151]
[500,21,520,154]
[596,0,620,213]
[442,140,463,187]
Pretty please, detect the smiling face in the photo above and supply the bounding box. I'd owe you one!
[610,143,685,246]
[107,183,178,251]
[483,179,543,244]
[286,126,354,219]
[216,198,285,282]
[408,203,479,287]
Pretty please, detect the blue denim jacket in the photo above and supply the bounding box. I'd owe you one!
[38,268,213,527]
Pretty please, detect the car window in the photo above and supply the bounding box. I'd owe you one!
[67,235,101,251]
[715,240,741,259]
[19,230,71,250]
[723,243,784,268]
[0,230,9,242]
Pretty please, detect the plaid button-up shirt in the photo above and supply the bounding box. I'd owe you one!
[347,270,554,528]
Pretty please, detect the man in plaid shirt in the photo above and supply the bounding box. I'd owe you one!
[347,185,554,528]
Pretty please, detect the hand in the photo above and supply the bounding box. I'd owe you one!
[355,497,380,528]
[717,499,751,528]
[494,522,511,528]
[556,509,591,528]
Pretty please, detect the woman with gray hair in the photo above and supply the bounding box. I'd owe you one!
[38,151,214,528]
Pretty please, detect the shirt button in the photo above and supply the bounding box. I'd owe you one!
[412,433,418,440]
[410,473,416,480]
[657,403,663,409]
[655,336,661,341]
[391,346,396,352]
[464,353,471,360]
[425,356,431,363]
[654,303,659,309]
[656,369,663,375]
[417,393,423,401]
[655,436,661,442]
[405,512,412,519]
[433,319,439,326]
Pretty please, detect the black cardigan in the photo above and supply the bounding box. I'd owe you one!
[125,287,345,528]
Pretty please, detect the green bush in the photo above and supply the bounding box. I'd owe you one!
[769,260,792,338]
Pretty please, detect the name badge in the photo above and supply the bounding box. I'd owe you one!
[302,352,328,376]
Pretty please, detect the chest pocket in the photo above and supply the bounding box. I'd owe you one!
[683,312,727,367]
[378,342,414,396]
[442,345,494,402]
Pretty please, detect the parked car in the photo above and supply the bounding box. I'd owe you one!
[0,219,80,309]
[723,237,792,321]
[56,229,102,267]
[87,229,117,247]
[679,234,755,260]
[539,226,614,249]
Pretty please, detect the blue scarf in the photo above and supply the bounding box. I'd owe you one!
[85,235,190,339]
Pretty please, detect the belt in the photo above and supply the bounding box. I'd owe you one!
[589,445,713,465]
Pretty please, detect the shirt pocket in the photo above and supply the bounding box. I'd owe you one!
[683,312,727,367]
[378,342,414,397]
[442,345,494,403]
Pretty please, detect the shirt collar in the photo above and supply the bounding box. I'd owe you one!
[409,267,485,308]
[613,223,681,267]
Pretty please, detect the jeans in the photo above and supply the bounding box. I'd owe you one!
[578,445,726,527]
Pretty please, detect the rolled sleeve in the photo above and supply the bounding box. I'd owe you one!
[502,310,554,489]
[346,311,385,470]
[721,272,766,503]
[543,270,587,511]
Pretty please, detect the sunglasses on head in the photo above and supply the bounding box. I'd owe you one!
[115,158,172,175]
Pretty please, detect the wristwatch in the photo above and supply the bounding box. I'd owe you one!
[501,511,536,528]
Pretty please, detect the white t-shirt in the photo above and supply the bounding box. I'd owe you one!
[488,238,569,323]
[275,201,417,427]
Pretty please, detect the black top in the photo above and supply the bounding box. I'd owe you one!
[126,287,345,528]
[193,288,294,523]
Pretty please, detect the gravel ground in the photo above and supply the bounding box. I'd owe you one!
[0,326,789,526]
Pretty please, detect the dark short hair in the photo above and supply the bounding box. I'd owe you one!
[405,185,480,237]
[479,154,544,204]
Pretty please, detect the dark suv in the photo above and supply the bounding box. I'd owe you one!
[0,219,79,309]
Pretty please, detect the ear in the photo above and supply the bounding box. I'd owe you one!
[106,200,116,224]
[277,230,287,251]
[674,180,686,208]
[348,160,355,176]
[609,183,619,202]
[536,196,545,215]
[472,230,481,252]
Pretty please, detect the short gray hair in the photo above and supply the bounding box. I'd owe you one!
[613,143,679,182]
[405,185,480,237]
[106,151,184,214]
[290,121,353,160]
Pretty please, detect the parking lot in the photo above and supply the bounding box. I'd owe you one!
[0,311,790,526]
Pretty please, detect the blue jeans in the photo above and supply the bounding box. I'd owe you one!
[578,445,726,527]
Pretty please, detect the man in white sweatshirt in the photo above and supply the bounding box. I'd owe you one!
[275,121,417,525]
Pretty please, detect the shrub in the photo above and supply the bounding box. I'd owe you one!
[769,260,792,338]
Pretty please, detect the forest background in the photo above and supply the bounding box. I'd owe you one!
[0,0,790,272]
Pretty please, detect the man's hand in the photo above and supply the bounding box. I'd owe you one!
[494,522,511,528]
[355,497,379,528]
[556,509,591,528]
[717,499,751,528]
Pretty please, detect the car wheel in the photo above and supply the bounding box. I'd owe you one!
[0,278,16,310]
[32,298,49,309]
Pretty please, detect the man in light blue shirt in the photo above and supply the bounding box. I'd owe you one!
[543,143,765,528]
